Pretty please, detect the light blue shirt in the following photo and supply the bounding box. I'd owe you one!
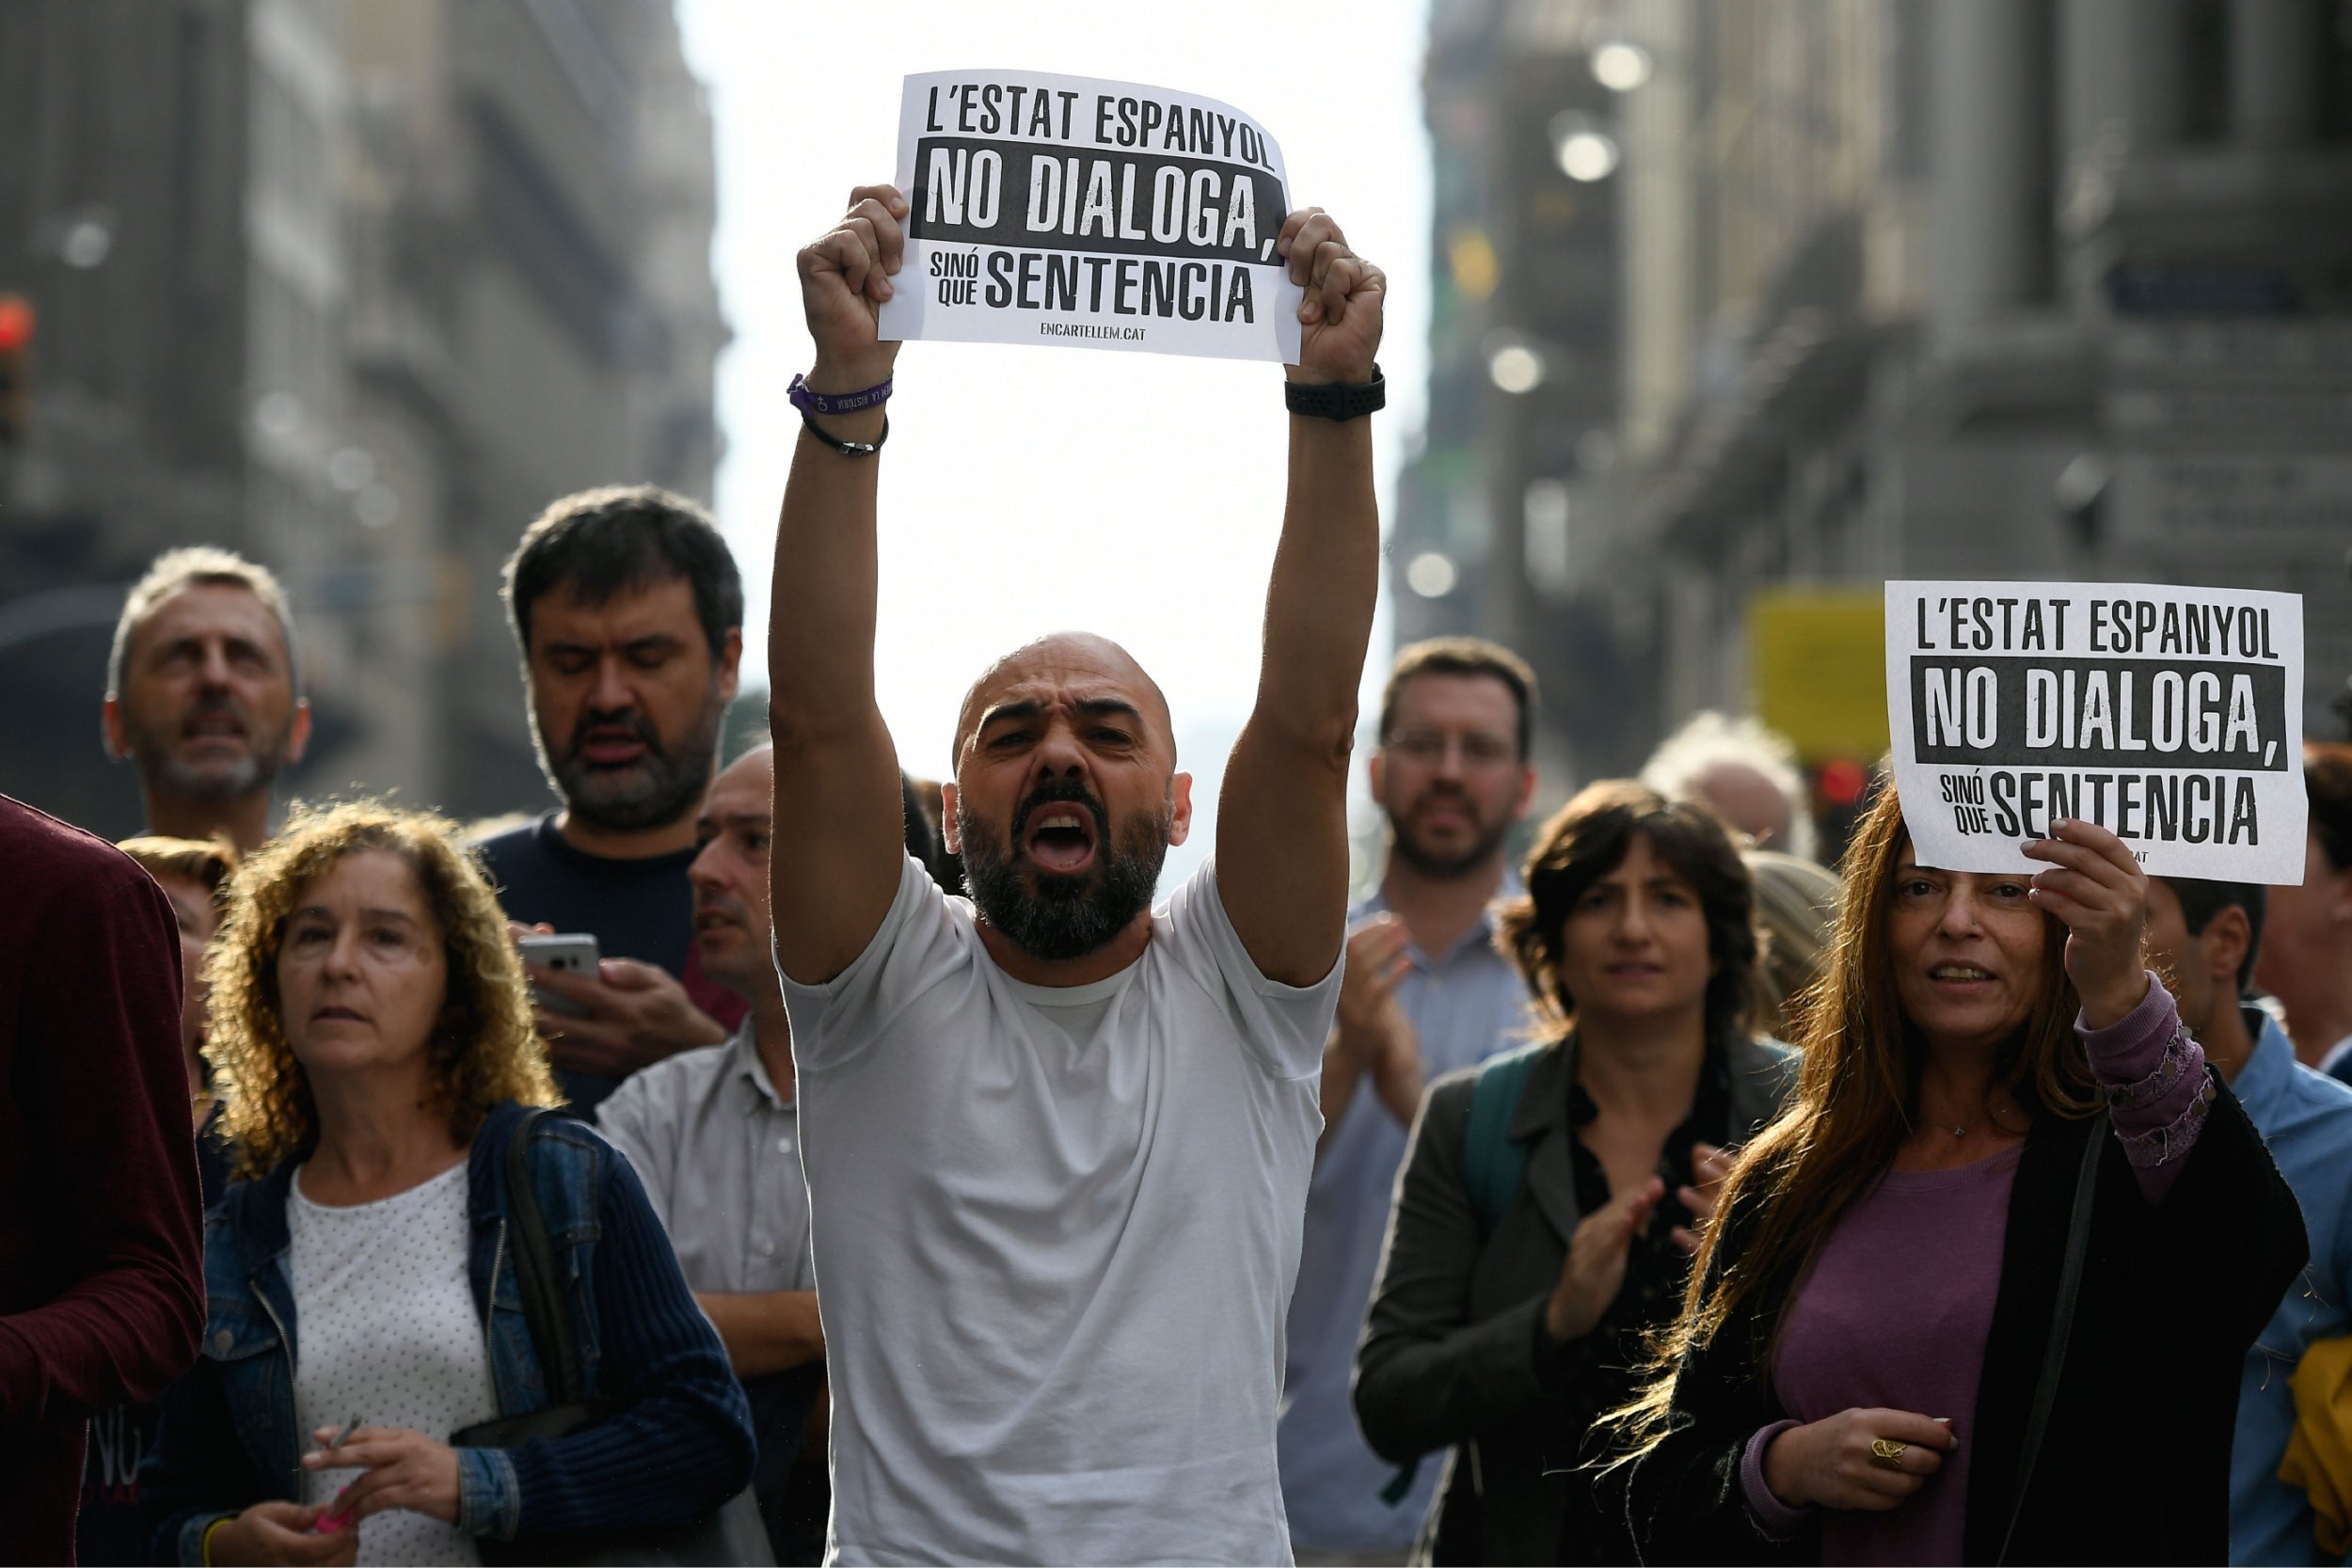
[1277,880,1533,1553]
[2231,1006,2352,1567]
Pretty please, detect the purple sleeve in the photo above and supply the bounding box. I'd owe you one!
[2078,971,2211,1204]
[1739,1419,1809,1539]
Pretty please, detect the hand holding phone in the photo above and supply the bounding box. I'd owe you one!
[516,933,601,1019]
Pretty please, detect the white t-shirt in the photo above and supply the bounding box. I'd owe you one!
[785,855,1339,1566]
[288,1159,497,1567]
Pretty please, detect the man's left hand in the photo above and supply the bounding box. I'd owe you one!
[529,958,728,1079]
[1279,208,1384,387]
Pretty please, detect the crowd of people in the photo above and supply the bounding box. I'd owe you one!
[8,181,2352,1568]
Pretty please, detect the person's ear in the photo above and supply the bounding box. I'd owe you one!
[715,626,744,705]
[939,782,961,854]
[285,699,313,766]
[1512,760,1537,821]
[1368,748,1388,809]
[102,695,130,762]
[2203,905,2252,993]
[1166,771,1195,847]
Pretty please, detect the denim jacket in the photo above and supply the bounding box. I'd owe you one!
[140,1102,755,1563]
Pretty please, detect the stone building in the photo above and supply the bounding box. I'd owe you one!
[1399,0,2352,805]
[0,0,723,833]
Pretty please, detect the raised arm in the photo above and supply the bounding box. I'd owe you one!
[770,185,913,983]
[1216,211,1386,985]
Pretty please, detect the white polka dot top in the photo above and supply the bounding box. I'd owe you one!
[288,1159,496,1566]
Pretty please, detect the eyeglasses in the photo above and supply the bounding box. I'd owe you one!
[1384,730,1520,768]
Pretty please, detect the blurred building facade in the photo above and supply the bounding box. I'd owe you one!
[0,0,723,835]
[1402,0,2352,815]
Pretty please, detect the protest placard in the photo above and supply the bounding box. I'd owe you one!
[1884,581,2307,882]
[874,70,1302,363]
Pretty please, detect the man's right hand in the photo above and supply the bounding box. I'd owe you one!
[1333,915,1414,1062]
[799,183,906,393]
[207,1500,358,1566]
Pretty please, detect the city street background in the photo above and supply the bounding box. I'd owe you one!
[4,0,2348,880]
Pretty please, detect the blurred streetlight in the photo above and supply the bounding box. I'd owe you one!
[1591,41,1654,92]
[1487,341,1545,394]
[1405,551,1459,597]
[1550,112,1621,182]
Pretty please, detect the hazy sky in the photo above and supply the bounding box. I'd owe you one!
[675,1,1434,888]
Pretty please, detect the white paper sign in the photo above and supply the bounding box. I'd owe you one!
[875,70,1303,363]
[1884,581,2307,882]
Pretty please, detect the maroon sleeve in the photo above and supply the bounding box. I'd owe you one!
[0,817,206,1422]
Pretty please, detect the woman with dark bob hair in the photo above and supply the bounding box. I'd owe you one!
[1607,786,2306,1564]
[1354,781,1796,1563]
[140,801,755,1565]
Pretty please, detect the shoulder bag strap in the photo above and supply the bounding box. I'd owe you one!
[502,1108,586,1407]
[1996,1108,2108,1565]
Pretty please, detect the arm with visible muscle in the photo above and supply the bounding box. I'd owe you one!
[1216,210,1387,985]
[770,185,912,984]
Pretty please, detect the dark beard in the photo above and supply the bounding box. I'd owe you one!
[959,780,1168,962]
[541,691,723,833]
[1388,796,1511,879]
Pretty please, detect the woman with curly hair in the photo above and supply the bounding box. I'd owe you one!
[140,801,754,1566]
[1353,782,1796,1563]
[1610,787,2307,1564]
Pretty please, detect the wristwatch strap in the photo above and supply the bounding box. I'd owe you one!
[1285,365,1386,421]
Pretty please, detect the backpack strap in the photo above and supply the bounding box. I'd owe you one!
[1461,1042,1547,1238]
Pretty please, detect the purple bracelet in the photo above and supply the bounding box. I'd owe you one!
[788,372,892,417]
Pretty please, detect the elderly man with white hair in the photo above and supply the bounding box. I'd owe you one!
[1639,710,1819,861]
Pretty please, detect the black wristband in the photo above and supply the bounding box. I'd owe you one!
[798,405,888,458]
[1285,365,1386,421]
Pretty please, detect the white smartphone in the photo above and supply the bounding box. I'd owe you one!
[517,933,600,1019]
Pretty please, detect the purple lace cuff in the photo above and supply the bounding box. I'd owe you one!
[2112,1073,2217,1168]
[2106,1022,2199,1112]
[1740,1419,1809,1540]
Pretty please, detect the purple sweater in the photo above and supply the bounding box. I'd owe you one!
[1740,976,2208,1562]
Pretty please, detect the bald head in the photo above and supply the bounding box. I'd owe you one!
[953,632,1175,770]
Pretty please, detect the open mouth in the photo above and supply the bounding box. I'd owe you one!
[694,908,741,934]
[1022,806,1100,876]
[181,712,247,746]
[1929,963,1996,985]
[580,726,650,767]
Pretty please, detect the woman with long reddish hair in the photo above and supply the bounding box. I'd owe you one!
[1610,786,2304,1564]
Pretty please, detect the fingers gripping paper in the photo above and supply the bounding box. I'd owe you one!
[876,71,1304,363]
[1885,581,2309,883]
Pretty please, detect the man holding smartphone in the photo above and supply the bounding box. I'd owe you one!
[476,484,748,1110]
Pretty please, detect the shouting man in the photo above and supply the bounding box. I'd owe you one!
[770,183,1384,1565]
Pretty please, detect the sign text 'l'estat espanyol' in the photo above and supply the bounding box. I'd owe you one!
[875,71,1303,364]
[1884,581,2308,883]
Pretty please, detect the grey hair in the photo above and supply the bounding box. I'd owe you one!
[1639,709,1818,862]
[107,546,303,700]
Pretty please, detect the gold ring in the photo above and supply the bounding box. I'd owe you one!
[1869,1438,1908,1472]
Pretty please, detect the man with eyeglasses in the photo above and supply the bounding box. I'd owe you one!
[1279,637,1541,1564]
